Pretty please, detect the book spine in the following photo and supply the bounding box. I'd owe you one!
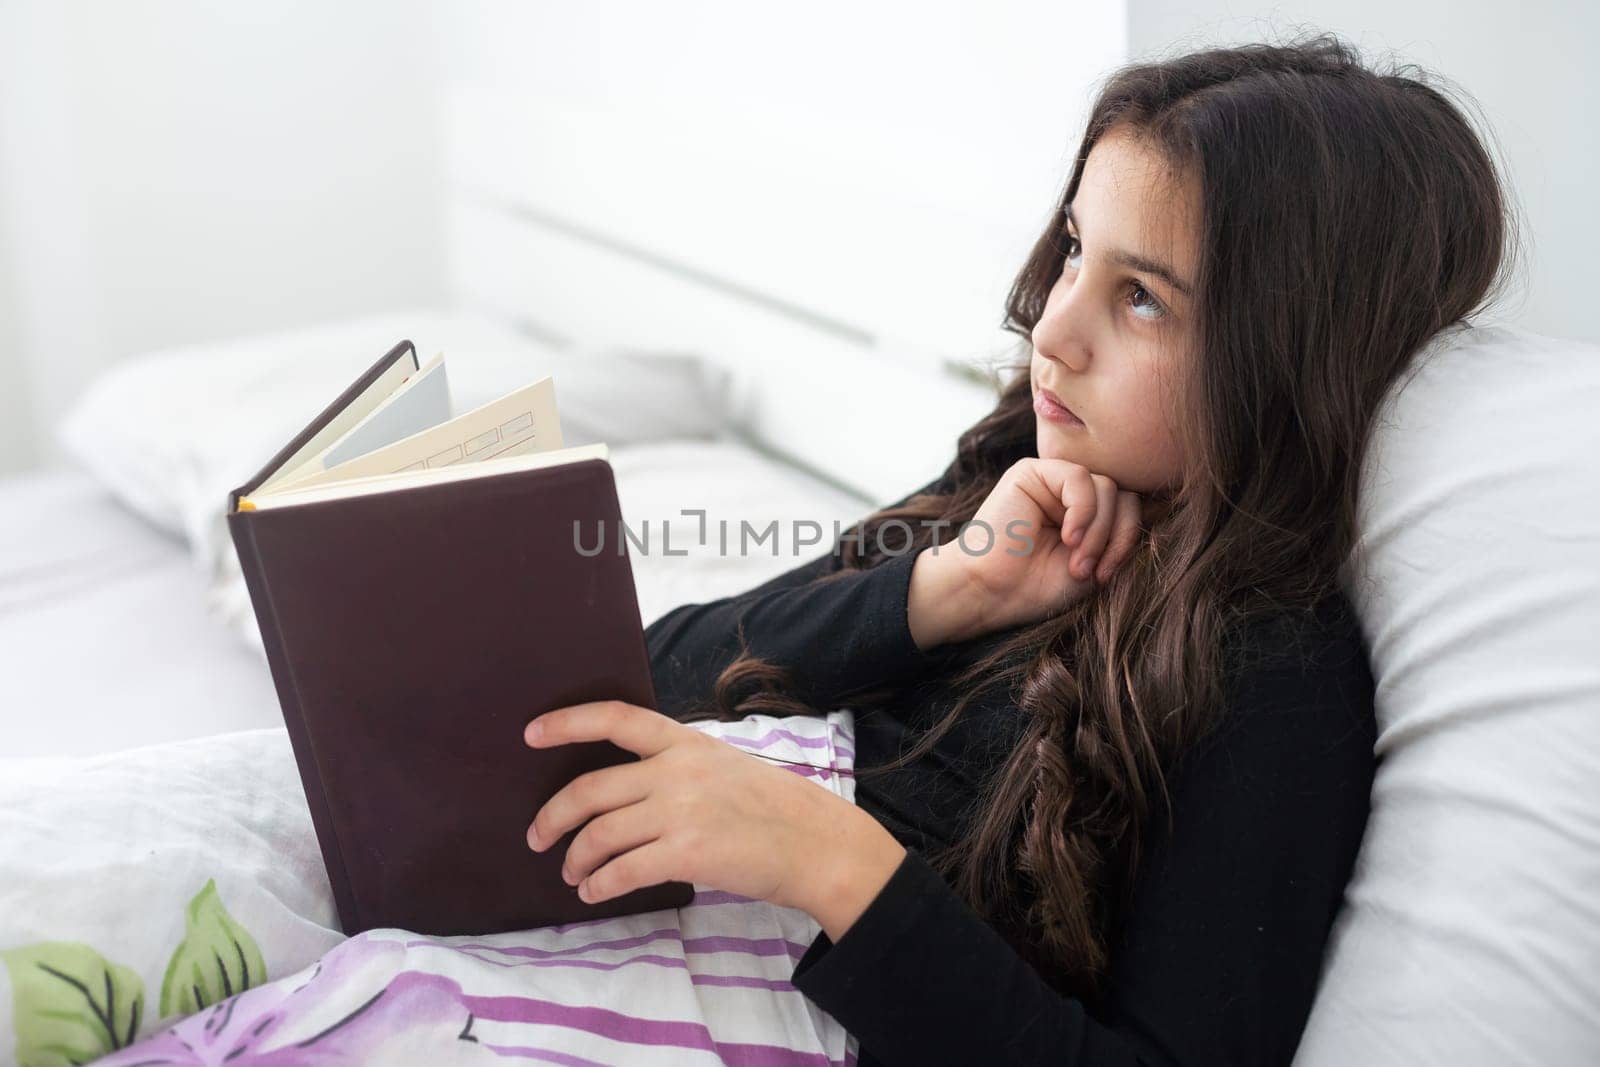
[229,511,362,934]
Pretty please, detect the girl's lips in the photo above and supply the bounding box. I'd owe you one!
[1034,388,1085,426]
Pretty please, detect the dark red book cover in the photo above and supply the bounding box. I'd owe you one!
[226,341,693,936]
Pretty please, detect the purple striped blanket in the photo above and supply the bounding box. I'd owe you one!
[90,711,862,1067]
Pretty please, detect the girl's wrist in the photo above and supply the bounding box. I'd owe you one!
[802,801,908,942]
[907,546,982,650]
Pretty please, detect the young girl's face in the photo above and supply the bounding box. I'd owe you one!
[1030,123,1201,497]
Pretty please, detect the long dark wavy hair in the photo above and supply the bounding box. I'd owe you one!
[671,31,1516,998]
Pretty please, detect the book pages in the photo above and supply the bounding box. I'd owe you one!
[256,351,420,494]
[239,441,609,511]
[320,354,452,470]
[271,375,564,494]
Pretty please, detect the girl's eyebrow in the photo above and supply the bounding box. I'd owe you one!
[1064,203,1194,297]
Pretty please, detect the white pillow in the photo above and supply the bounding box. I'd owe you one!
[57,310,734,540]
[54,311,736,647]
[1300,323,1600,1065]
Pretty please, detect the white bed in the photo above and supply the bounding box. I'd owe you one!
[1,468,283,760]
[9,326,1598,1067]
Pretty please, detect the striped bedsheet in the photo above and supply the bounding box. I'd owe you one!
[89,711,862,1067]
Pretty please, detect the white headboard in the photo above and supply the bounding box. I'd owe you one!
[436,3,1120,504]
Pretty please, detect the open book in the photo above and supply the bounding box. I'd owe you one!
[227,340,691,937]
[236,345,609,511]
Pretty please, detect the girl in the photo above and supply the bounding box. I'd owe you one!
[524,32,1512,1066]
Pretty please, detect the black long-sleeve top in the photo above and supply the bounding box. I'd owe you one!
[643,478,1376,1067]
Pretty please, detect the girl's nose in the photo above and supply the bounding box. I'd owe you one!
[1032,289,1092,371]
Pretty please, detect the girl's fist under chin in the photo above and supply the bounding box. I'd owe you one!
[907,458,1146,648]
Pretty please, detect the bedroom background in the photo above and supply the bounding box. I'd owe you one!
[1,3,1597,1066]
[1,0,1596,481]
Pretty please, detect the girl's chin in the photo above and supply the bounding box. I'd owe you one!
[1035,430,1082,465]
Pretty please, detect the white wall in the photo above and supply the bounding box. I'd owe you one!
[0,165,31,473]
[1126,1,1600,344]
[438,0,1128,368]
[0,0,449,476]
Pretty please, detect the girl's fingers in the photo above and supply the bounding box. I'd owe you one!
[578,838,676,905]
[1013,459,1095,537]
[1073,475,1120,580]
[1096,492,1144,582]
[559,801,661,888]
[525,699,677,757]
[1043,464,1097,549]
[529,761,651,854]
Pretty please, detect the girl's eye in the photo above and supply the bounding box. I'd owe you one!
[1061,230,1168,322]
[1128,282,1167,321]
[1061,232,1083,268]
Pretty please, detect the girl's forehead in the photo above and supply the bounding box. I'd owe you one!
[1074,129,1201,298]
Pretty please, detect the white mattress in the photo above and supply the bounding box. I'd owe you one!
[1,468,284,760]
[1,441,873,762]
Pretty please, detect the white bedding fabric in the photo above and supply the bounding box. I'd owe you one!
[0,714,863,1067]
[1300,322,1600,1066]
[0,469,284,759]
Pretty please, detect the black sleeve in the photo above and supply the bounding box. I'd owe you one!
[790,614,1377,1067]
[643,474,949,719]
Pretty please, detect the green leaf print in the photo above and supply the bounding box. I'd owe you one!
[0,941,145,1066]
[158,878,268,1020]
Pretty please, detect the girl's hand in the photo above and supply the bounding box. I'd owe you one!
[524,701,903,927]
[908,458,1145,648]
